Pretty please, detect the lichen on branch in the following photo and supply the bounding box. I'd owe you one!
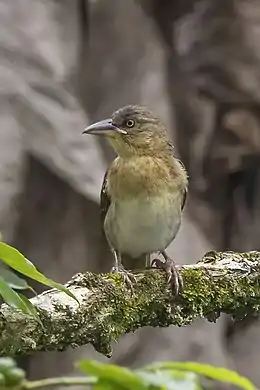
[0,251,260,357]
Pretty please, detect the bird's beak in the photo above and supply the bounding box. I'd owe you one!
[82,119,127,136]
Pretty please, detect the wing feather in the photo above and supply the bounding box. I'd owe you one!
[100,170,111,226]
[181,188,187,211]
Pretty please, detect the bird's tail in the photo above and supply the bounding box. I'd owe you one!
[122,254,150,272]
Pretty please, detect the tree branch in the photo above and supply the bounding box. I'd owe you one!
[1,251,260,357]
[26,377,96,389]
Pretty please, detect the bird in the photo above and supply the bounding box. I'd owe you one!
[83,105,188,295]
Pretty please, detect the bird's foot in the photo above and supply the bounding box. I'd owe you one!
[151,256,183,296]
[110,264,136,292]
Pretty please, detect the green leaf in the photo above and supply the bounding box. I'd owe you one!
[0,277,42,324]
[94,380,118,390]
[0,266,30,290]
[145,362,256,390]
[4,367,26,386]
[0,276,34,315]
[18,293,43,327]
[77,360,147,390]
[0,358,16,373]
[0,242,78,303]
[137,370,199,390]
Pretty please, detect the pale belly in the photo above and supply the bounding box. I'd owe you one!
[104,192,182,258]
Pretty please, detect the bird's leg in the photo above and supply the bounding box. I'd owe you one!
[111,249,120,272]
[145,254,151,269]
[110,249,136,291]
[151,251,183,296]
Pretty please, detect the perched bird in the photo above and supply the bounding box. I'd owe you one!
[83,105,188,295]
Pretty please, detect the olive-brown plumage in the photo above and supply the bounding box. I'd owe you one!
[83,105,188,295]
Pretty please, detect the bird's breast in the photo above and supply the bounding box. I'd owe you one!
[107,155,185,198]
[104,191,182,258]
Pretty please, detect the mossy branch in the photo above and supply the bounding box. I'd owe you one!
[1,251,260,357]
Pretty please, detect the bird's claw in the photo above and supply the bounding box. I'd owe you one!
[151,257,183,296]
[110,265,136,293]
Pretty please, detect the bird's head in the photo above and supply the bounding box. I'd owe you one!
[83,105,172,157]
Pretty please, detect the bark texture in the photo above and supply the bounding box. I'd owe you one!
[1,251,260,358]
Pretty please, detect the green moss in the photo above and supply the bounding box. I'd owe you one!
[78,263,260,354]
[1,251,260,357]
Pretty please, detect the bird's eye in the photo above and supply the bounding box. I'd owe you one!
[125,119,135,128]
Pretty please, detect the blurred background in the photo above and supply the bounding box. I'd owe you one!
[1,0,260,387]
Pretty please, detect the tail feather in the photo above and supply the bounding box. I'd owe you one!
[122,253,150,272]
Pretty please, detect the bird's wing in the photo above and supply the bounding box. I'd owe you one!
[172,155,187,212]
[100,170,111,226]
[181,188,187,211]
